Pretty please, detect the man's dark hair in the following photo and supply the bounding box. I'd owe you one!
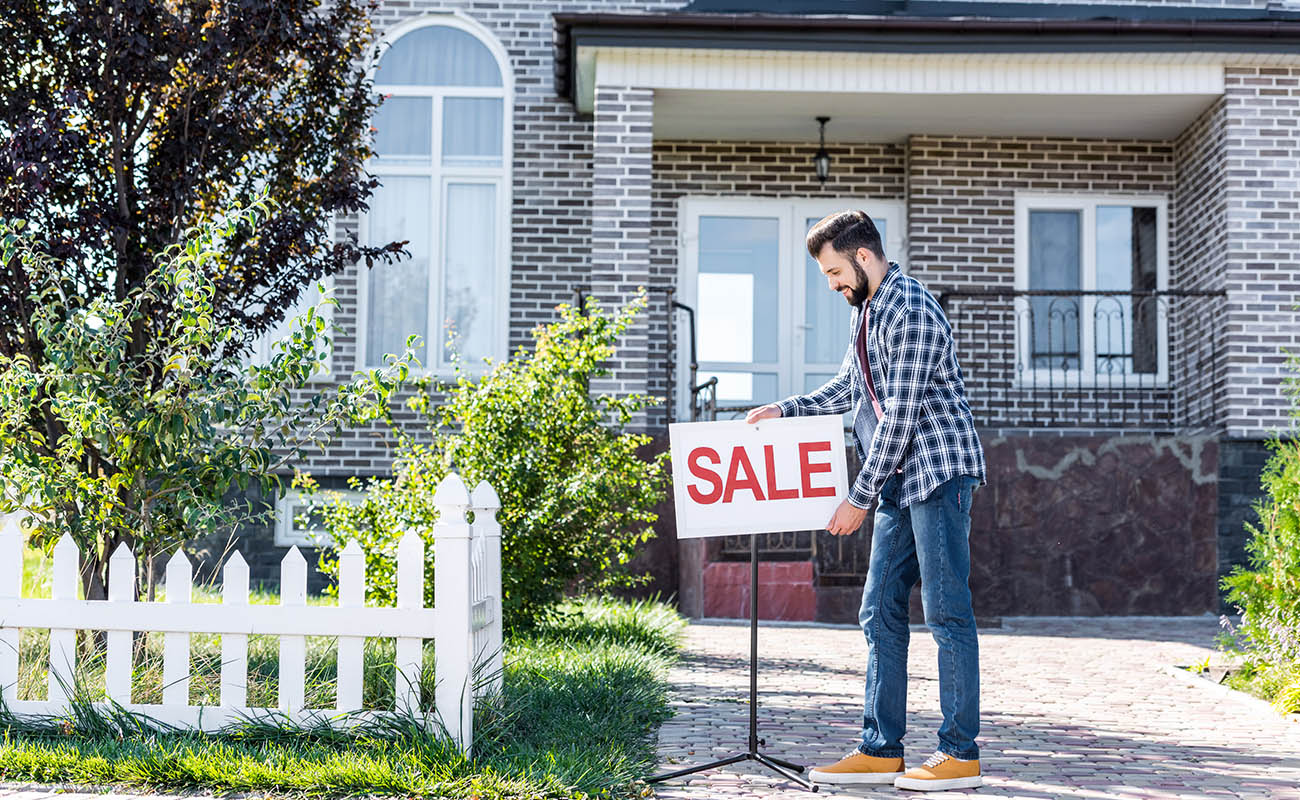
[806,210,886,262]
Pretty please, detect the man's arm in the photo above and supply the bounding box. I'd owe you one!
[746,344,853,424]
[776,344,854,418]
[845,304,946,510]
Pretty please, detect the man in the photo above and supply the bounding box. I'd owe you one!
[745,210,986,792]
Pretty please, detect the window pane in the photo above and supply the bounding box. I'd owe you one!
[378,26,502,87]
[805,217,883,364]
[697,216,780,365]
[1097,205,1159,375]
[366,177,430,367]
[442,98,503,167]
[1028,210,1080,370]
[700,371,779,406]
[442,183,497,365]
[372,97,431,162]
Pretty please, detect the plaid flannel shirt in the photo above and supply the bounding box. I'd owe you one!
[776,262,986,510]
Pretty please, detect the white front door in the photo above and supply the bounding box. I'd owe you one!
[678,198,906,420]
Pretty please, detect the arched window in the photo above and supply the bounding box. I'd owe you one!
[362,17,511,371]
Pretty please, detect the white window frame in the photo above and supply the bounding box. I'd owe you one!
[357,12,513,377]
[1013,193,1169,389]
[273,489,366,548]
[676,196,907,421]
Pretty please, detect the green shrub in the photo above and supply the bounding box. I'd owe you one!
[1222,353,1300,666]
[310,295,669,628]
[0,208,411,601]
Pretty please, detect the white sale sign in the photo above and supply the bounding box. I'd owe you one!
[668,416,849,539]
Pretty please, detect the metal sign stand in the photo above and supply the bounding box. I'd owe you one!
[647,534,818,792]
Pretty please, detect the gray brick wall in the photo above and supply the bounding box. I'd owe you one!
[591,85,655,420]
[1172,96,1229,434]
[1216,438,1274,611]
[1222,66,1300,438]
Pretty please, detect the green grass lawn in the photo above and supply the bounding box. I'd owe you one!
[1,566,685,800]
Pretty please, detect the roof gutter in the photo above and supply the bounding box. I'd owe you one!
[554,11,1300,102]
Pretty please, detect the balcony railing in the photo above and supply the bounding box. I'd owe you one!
[937,289,1226,433]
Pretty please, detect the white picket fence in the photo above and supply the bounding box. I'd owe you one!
[0,472,502,752]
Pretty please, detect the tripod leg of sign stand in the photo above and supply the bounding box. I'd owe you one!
[764,754,805,772]
[647,534,816,792]
[756,753,816,787]
[647,752,749,783]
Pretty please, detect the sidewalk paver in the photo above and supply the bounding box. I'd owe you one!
[651,617,1300,800]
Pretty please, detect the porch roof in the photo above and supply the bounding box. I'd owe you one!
[555,4,1300,117]
[556,4,1300,142]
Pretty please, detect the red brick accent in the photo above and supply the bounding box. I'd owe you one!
[702,560,817,621]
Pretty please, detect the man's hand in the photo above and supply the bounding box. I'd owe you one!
[745,403,781,425]
[826,498,869,536]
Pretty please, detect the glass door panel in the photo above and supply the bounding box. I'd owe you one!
[696,215,782,408]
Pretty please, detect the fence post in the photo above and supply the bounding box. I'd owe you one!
[0,513,23,706]
[221,551,249,710]
[163,550,192,707]
[433,472,473,753]
[336,540,365,714]
[105,543,135,705]
[470,481,504,696]
[394,530,425,717]
[49,533,78,705]
[279,547,307,714]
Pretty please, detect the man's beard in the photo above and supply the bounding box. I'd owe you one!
[846,255,871,307]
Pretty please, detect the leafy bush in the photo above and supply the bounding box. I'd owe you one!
[1222,353,1300,674]
[0,205,413,600]
[310,295,669,628]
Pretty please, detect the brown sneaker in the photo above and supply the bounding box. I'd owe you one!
[808,749,905,785]
[894,750,982,791]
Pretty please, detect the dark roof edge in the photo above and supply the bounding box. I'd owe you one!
[553,11,1300,102]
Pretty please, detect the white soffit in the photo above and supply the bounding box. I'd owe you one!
[581,47,1235,141]
[652,89,1221,142]
[589,48,1225,99]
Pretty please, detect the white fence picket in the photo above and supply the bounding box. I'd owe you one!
[0,473,503,754]
[394,530,424,717]
[0,513,23,705]
[48,533,78,704]
[336,540,364,713]
[105,543,135,704]
[279,547,307,712]
[471,481,504,696]
[433,474,473,751]
[163,550,192,707]
[220,552,249,708]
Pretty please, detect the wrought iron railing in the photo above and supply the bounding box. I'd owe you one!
[937,288,1226,432]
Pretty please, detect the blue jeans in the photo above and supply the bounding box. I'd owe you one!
[857,473,981,761]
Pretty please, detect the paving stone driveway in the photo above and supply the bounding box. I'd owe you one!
[651,617,1300,800]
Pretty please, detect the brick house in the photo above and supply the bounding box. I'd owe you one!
[228,0,1300,621]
